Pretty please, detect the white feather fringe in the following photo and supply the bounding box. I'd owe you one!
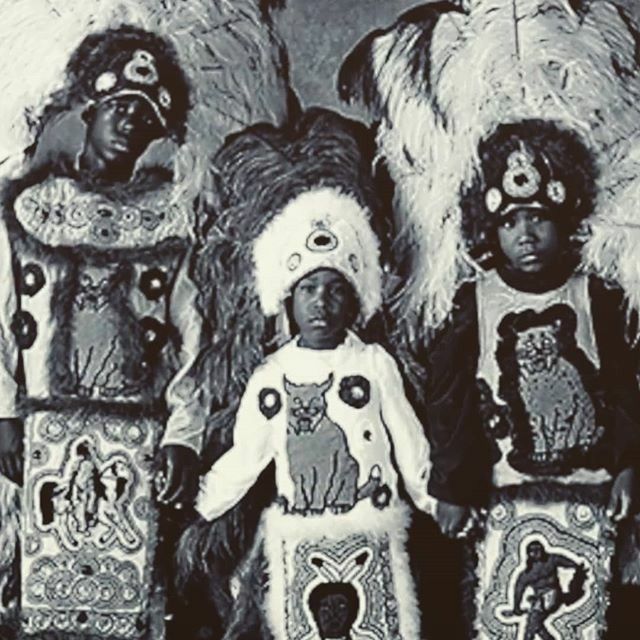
[363,0,640,328]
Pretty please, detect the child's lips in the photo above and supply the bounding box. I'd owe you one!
[518,249,541,263]
[309,317,328,327]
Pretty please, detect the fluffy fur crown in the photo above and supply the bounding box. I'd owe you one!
[253,187,382,322]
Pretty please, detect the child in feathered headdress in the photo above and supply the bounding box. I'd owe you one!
[339,1,640,637]
[0,5,291,636]
[180,109,434,640]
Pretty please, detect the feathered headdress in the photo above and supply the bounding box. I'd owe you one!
[339,0,640,332]
[0,0,291,198]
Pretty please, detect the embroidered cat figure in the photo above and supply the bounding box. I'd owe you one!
[497,305,605,474]
[515,323,597,457]
[283,373,380,514]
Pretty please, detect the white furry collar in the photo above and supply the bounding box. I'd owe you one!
[14,176,194,249]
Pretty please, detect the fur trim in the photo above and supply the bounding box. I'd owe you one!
[0,475,20,620]
[253,187,382,321]
[223,530,273,640]
[174,464,275,604]
[340,0,640,331]
[0,0,290,200]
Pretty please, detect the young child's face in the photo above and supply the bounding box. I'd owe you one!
[496,207,562,273]
[83,96,163,175]
[292,268,356,349]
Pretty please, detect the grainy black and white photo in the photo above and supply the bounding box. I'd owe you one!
[0,1,640,639]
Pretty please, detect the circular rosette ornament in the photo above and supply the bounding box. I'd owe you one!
[140,316,169,354]
[546,180,566,205]
[259,387,282,419]
[11,309,37,348]
[372,484,392,510]
[502,149,541,199]
[306,221,339,252]
[19,263,46,296]
[139,268,167,301]
[339,375,370,409]
[566,502,597,530]
[487,500,515,529]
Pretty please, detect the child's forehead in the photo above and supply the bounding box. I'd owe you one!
[500,206,554,224]
[295,268,348,286]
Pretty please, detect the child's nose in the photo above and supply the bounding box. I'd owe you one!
[517,219,536,239]
[312,288,330,308]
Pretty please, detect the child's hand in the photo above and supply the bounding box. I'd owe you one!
[435,500,470,538]
[0,418,23,486]
[156,444,199,508]
[607,467,636,522]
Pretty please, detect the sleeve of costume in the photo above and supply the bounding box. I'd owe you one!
[195,367,275,521]
[375,345,434,514]
[0,218,19,419]
[423,283,491,506]
[160,251,206,454]
[590,277,640,473]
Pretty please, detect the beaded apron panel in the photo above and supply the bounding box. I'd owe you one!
[474,487,614,640]
[263,506,420,640]
[20,408,159,639]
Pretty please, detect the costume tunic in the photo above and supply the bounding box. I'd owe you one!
[424,267,640,640]
[0,173,205,639]
[197,331,432,640]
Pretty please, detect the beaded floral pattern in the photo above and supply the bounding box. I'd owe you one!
[15,178,193,249]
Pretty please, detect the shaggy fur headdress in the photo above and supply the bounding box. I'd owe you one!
[339,0,640,331]
[0,0,291,198]
[253,187,382,322]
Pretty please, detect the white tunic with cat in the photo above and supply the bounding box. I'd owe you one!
[196,330,433,520]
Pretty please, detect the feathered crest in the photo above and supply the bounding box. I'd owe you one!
[340,0,640,331]
[0,0,291,198]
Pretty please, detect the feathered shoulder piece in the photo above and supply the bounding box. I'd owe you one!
[339,0,640,331]
[0,0,291,198]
